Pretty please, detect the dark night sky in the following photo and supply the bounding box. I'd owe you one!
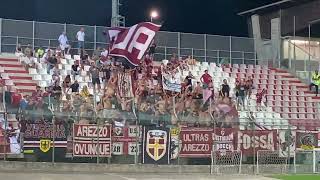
[0,0,281,37]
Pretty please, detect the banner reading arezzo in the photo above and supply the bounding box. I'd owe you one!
[73,124,112,157]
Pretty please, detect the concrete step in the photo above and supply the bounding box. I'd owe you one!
[0,61,21,65]
[298,87,309,91]
[0,53,20,58]
[1,66,25,71]
[280,77,300,81]
[16,86,36,90]
[5,70,28,74]
[10,76,33,80]
[291,83,305,87]
[0,58,19,62]
[0,63,24,68]
[276,72,292,77]
[11,79,35,83]
[7,73,32,77]
[17,89,35,93]
[15,82,37,86]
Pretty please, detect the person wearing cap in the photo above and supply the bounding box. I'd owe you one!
[310,70,320,95]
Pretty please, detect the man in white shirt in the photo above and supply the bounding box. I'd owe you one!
[76,27,85,54]
[58,32,71,54]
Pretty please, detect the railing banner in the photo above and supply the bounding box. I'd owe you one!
[73,124,112,157]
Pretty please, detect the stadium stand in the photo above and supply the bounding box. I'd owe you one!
[1,47,320,132]
[0,56,37,93]
[2,45,320,121]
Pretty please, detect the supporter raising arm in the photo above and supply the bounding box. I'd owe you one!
[15,44,23,57]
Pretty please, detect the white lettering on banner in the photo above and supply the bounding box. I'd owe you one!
[237,132,274,150]
[76,126,110,138]
[216,143,232,150]
[128,126,139,138]
[108,22,161,66]
[113,25,137,50]
[182,144,210,152]
[214,133,233,141]
[73,124,112,157]
[182,133,209,142]
[74,143,111,156]
[128,142,139,156]
[128,27,156,59]
[112,142,124,155]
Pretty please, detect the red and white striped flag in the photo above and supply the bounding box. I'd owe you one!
[107,22,161,66]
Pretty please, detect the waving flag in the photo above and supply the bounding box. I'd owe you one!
[108,22,161,66]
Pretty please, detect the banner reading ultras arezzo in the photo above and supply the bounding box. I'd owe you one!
[73,124,112,157]
[179,128,213,157]
[179,128,279,157]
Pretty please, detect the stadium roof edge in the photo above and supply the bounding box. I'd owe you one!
[238,0,295,16]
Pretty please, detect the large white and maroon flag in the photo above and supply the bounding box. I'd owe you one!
[107,22,161,66]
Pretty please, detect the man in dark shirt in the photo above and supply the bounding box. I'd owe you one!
[70,80,80,93]
[52,82,62,111]
[47,55,58,74]
[89,63,101,92]
[149,42,156,56]
[102,64,111,82]
[221,79,230,97]
[236,81,246,110]
[184,71,194,92]
[71,62,80,78]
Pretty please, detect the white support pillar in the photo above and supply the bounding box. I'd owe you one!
[111,0,119,27]
[204,34,207,62]
[0,18,2,53]
[256,151,259,174]
[94,25,97,50]
[242,51,245,64]
[239,152,243,174]
[32,21,35,50]
[293,151,297,174]
[313,149,316,173]
[229,36,232,64]
[64,23,67,33]
[178,32,181,58]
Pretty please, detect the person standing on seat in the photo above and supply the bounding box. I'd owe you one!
[220,79,230,97]
[309,70,320,95]
[58,32,71,55]
[76,27,85,55]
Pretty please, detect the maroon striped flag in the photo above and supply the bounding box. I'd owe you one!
[108,22,161,66]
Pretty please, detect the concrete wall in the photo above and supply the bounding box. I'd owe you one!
[0,162,314,174]
[0,161,211,174]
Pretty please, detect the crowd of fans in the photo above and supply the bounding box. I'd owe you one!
[1,27,269,129]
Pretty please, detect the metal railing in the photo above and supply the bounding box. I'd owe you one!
[0,18,258,64]
[284,37,320,83]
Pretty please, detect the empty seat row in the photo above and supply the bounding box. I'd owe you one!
[268,100,315,107]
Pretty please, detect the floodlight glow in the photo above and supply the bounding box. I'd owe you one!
[150,11,159,18]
